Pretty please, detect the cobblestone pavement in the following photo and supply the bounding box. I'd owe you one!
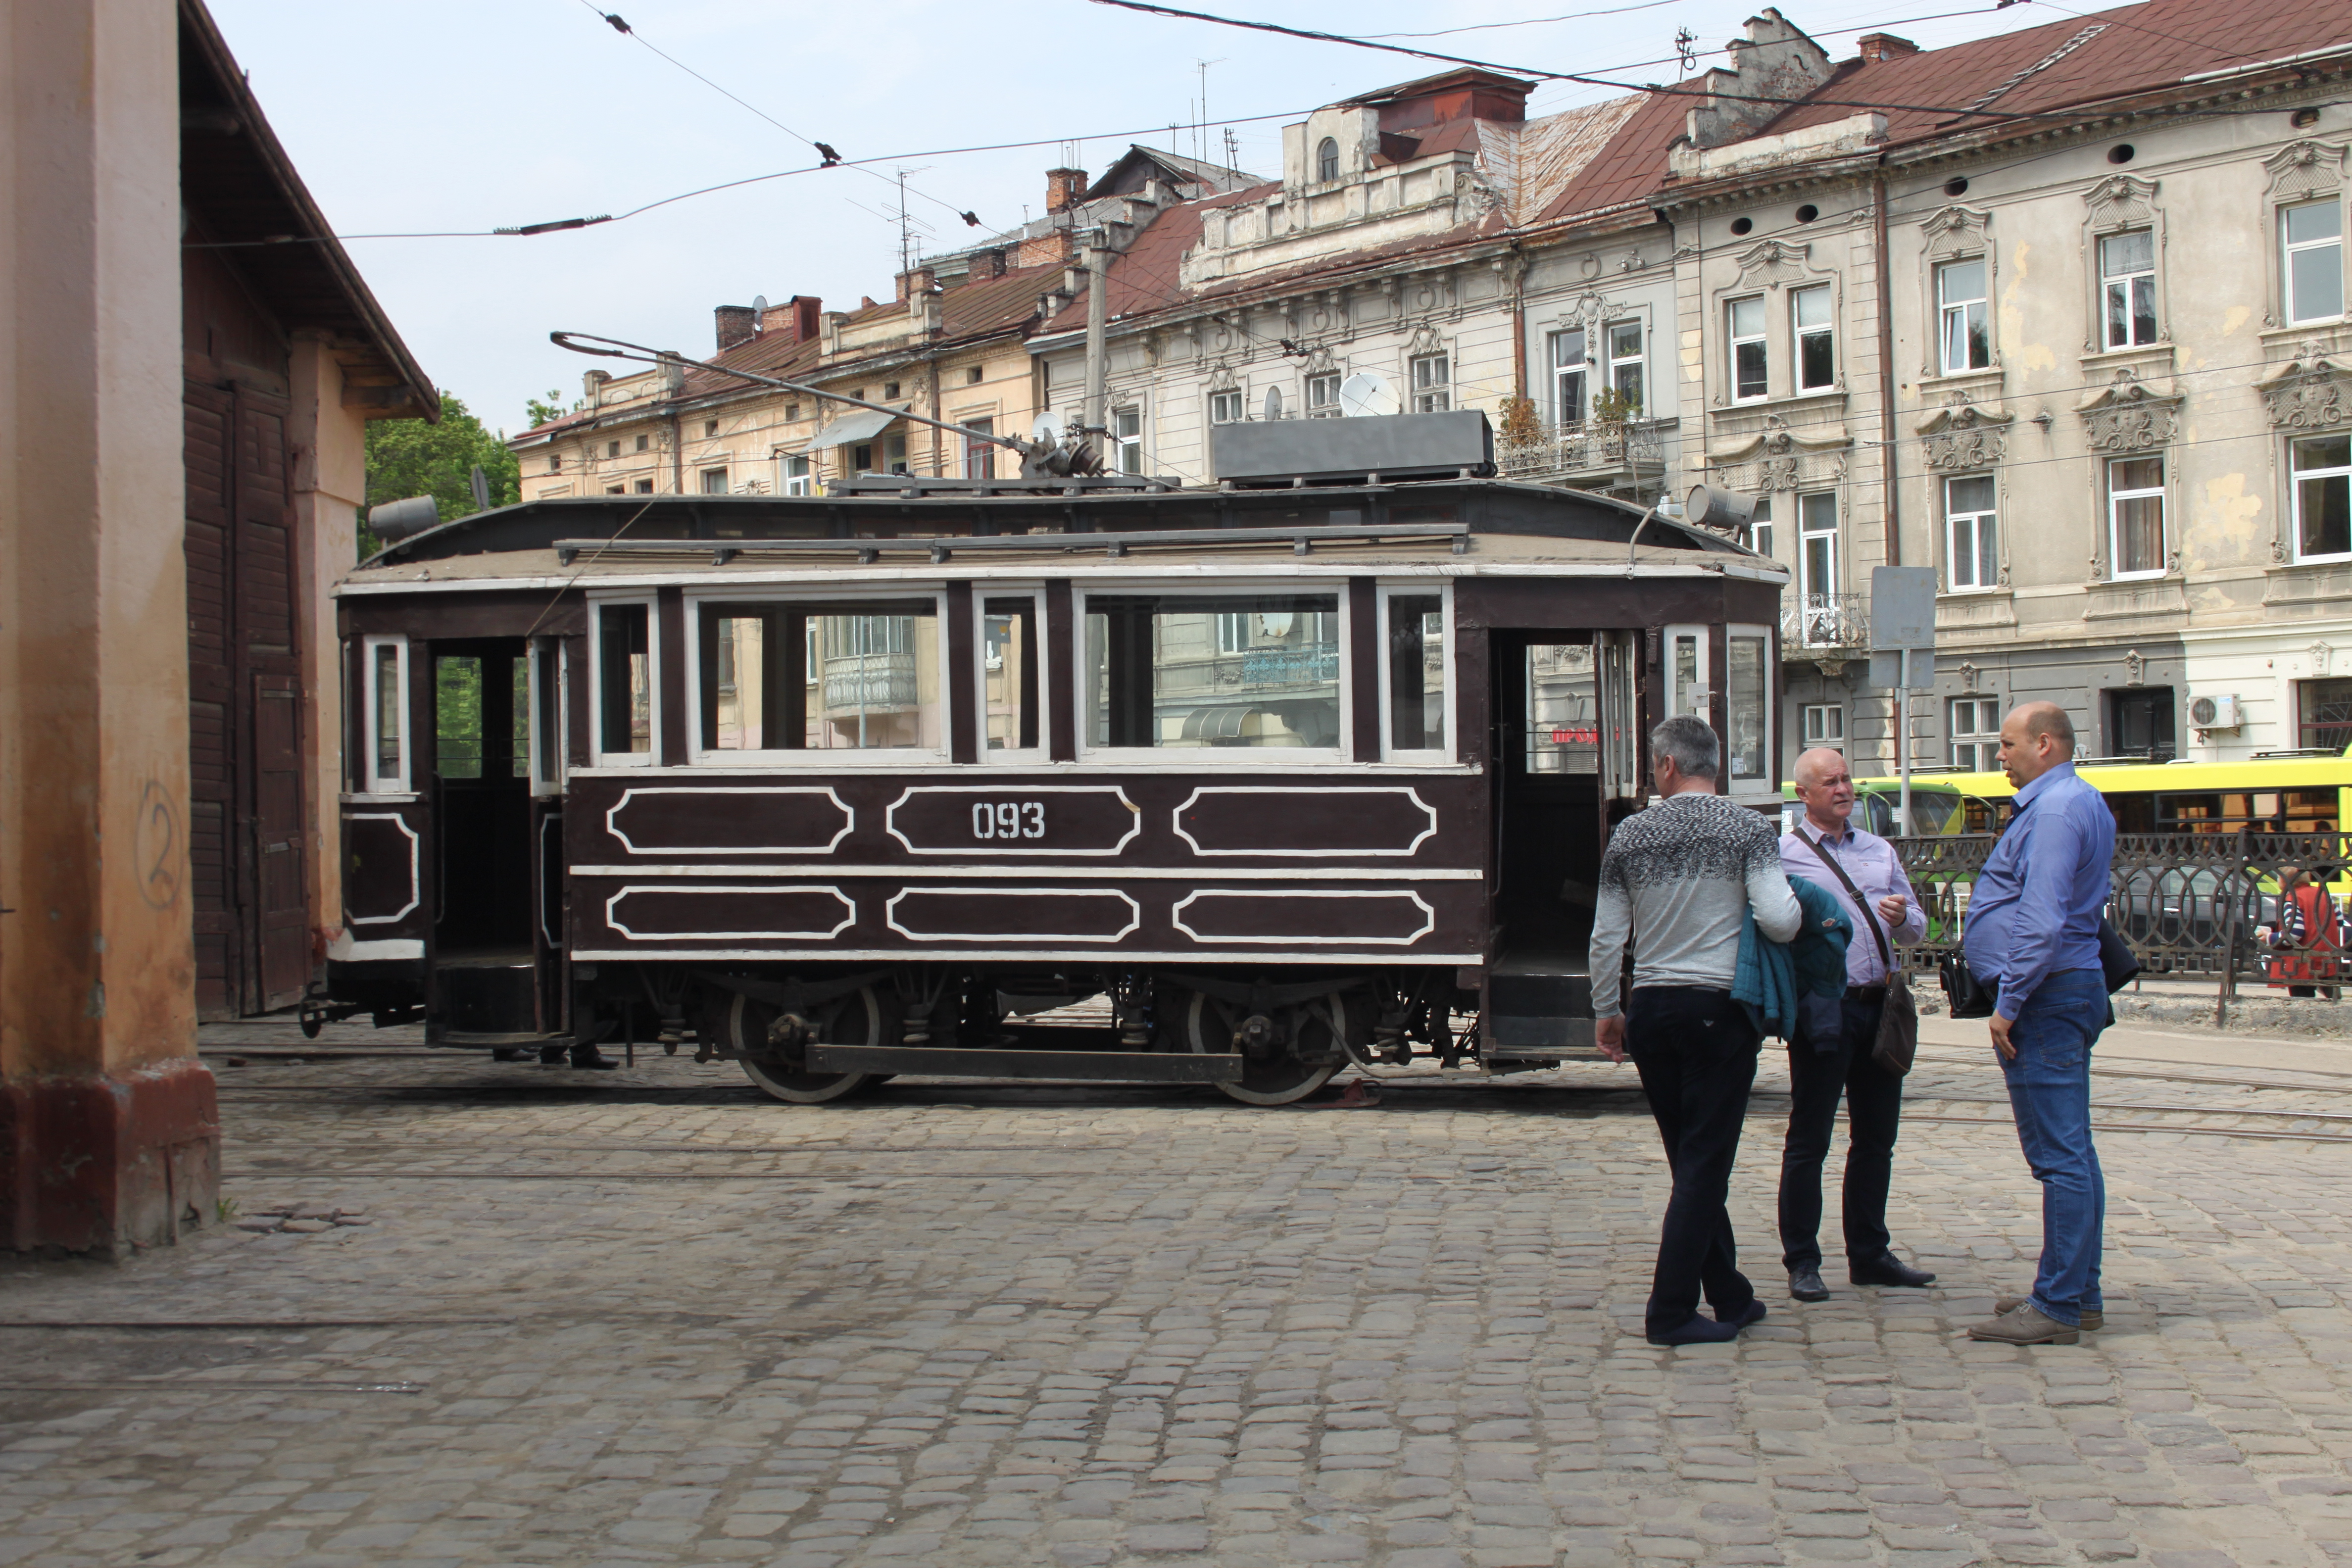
[2,1020,2351,1568]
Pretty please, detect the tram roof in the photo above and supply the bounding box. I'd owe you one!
[348,479,1781,592]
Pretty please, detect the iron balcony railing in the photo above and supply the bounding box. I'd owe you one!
[822,651,919,712]
[1494,418,1667,480]
[1883,830,2352,984]
[1781,591,1871,650]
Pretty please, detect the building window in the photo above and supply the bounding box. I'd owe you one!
[882,433,907,474]
[785,403,800,422]
[1950,696,2001,771]
[2298,676,2352,751]
[1749,496,1773,559]
[851,442,875,475]
[1214,610,1248,654]
[549,452,563,473]
[701,466,730,494]
[2296,434,2352,562]
[1113,406,1142,474]
[606,440,620,459]
[2107,455,2166,579]
[1798,491,1839,642]
[2284,199,2345,326]
[704,419,720,437]
[2100,229,2158,348]
[1550,329,1587,424]
[1728,296,1767,400]
[1306,373,1340,418]
[605,485,625,495]
[884,382,901,400]
[1410,353,1450,413]
[1793,285,1834,391]
[967,365,985,384]
[1317,137,1339,182]
[781,454,813,496]
[1209,389,1244,424]
[2107,687,2175,761]
[635,433,649,452]
[1945,474,1999,591]
[1801,703,1845,755]
[1607,320,1643,411]
[1937,258,1991,373]
[634,479,653,493]
[963,417,996,481]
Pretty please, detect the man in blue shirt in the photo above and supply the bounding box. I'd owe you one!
[1962,701,2116,1346]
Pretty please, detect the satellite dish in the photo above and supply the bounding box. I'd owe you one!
[751,294,769,312]
[1263,386,1283,422]
[1031,412,1064,445]
[1337,372,1398,418]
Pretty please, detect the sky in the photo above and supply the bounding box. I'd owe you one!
[209,0,2118,439]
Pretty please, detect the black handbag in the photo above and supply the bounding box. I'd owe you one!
[1941,916,2137,1022]
[1797,830,1919,1077]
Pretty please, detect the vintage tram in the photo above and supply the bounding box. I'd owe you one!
[322,416,1784,1104]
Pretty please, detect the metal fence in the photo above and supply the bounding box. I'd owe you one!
[1890,830,2352,989]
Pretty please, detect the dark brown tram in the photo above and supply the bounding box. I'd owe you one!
[324,430,1784,1104]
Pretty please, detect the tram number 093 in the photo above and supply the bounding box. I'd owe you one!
[973,801,1045,840]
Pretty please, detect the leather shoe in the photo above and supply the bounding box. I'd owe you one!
[1967,1304,2078,1345]
[1851,1256,1937,1289]
[1997,1294,2101,1330]
[1788,1266,1829,1302]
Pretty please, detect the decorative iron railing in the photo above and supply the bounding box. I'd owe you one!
[1780,591,1871,650]
[1885,830,2352,984]
[1494,418,1667,480]
[822,652,919,712]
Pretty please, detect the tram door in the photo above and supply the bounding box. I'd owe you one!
[426,638,541,1041]
[1487,631,1641,1053]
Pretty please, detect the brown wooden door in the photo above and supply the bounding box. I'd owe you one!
[184,383,240,1018]
[253,674,307,1010]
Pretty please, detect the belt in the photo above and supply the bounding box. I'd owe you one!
[1845,984,1887,1002]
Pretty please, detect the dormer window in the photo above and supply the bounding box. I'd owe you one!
[1316,138,1339,183]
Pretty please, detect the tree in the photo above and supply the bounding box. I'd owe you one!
[360,392,522,559]
[524,389,571,429]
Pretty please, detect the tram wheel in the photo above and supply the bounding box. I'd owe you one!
[730,987,887,1105]
[1181,990,1347,1106]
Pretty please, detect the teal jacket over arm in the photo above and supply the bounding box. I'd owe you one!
[1733,875,1855,1041]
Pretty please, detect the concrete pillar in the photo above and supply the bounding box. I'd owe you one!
[290,334,362,972]
[0,0,219,1255]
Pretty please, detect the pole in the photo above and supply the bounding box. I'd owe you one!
[1083,233,1110,440]
[1898,648,1912,836]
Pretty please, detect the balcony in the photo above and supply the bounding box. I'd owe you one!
[1781,592,1869,652]
[1495,418,1667,491]
[822,652,918,712]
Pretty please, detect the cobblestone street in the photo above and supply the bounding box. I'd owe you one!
[2,1018,2351,1568]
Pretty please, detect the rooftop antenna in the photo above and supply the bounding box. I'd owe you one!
[1196,58,1224,166]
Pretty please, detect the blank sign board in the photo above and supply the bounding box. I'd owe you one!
[1870,566,1936,654]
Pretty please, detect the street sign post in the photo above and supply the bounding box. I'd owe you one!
[1870,566,1937,834]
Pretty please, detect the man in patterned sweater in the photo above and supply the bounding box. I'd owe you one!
[1592,715,1803,1345]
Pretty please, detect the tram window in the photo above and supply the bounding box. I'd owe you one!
[596,603,654,762]
[1083,592,1342,753]
[362,635,408,794]
[511,658,532,777]
[1385,593,1447,757]
[693,599,942,756]
[1663,625,1709,720]
[983,596,1041,755]
[1725,626,1772,788]
[530,640,564,790]
[1525,643,1599,775]
[436,656,484,779]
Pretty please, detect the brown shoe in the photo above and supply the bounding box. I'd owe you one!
[1967,1304,2079,1345]
[1995,1294,2102,1331]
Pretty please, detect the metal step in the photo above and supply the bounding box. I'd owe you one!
[804,1045,1243,1082]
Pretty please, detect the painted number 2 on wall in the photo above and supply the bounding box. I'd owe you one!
[972,801,1045,839]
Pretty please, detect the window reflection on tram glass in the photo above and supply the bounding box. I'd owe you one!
[697,601,940,753]
[510,657,531,776]
[1085,594,1340,748]
[1525,644,1600,774]
[436,655,483,778]
[372,642,402,785]
[1386,595,1444,752]
[983,598,1040,752]
[597,604,652,756]
[1726,631,1768,784]
[1669,631,1704,718]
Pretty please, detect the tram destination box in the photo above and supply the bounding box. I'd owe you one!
[1211,410,1494,487]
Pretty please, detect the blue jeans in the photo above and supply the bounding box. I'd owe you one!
[2000,968,2107,1327]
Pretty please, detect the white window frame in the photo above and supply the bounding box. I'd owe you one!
[1113,404,1143,474]
[587,594,660,769]
[1074,584,1353,767]
[1748,496,1775,561]
[1375,584,1454,764]
[2293,434,2352,565]
[2107,456,2168,582]
[778,451,814,496]
[1792,285,1835,392]
[1209,389,1244,425]
[684,589,952,767]
[1723,622,1775,799]
[1409,353,1451,413]
[1798,491,1840,641]
[1662,624,1711,723]
[1936,258,1992,374]
[1305,374,1341,418]
[2283,197,2346,327]
[2099,229,2159,349]
[978,586,1050,765]
[1606,319,1644,411]
[1801,702,1845,754]
[700,466,730,494]
[1950,696,2002,772]
[1549,328,1587,426]
[1944,473,2000,592]
[359,633,411,796]
[1728,296,1768,402]
[527,637,568,798]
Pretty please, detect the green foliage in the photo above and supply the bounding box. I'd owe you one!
[525,389,573,429]
[359,392,522,560]
[1591,386,1643,424]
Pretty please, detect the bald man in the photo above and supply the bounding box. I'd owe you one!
[1960,700,2117,1346]
[1777,748,1933,1305]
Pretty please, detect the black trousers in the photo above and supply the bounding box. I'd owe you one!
[1625,985,1761,1336]
[1777,994,1904,1272]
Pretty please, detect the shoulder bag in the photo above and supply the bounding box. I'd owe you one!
[1799,830,1919,1077]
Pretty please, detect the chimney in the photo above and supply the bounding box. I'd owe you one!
[583,368,610,407]
[1046,166,1090,212]
[968,248,1008,281]
[758,294,821,343]
[895,264,938,302]
[714,304,758,352]
[1856,32,1919,60]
